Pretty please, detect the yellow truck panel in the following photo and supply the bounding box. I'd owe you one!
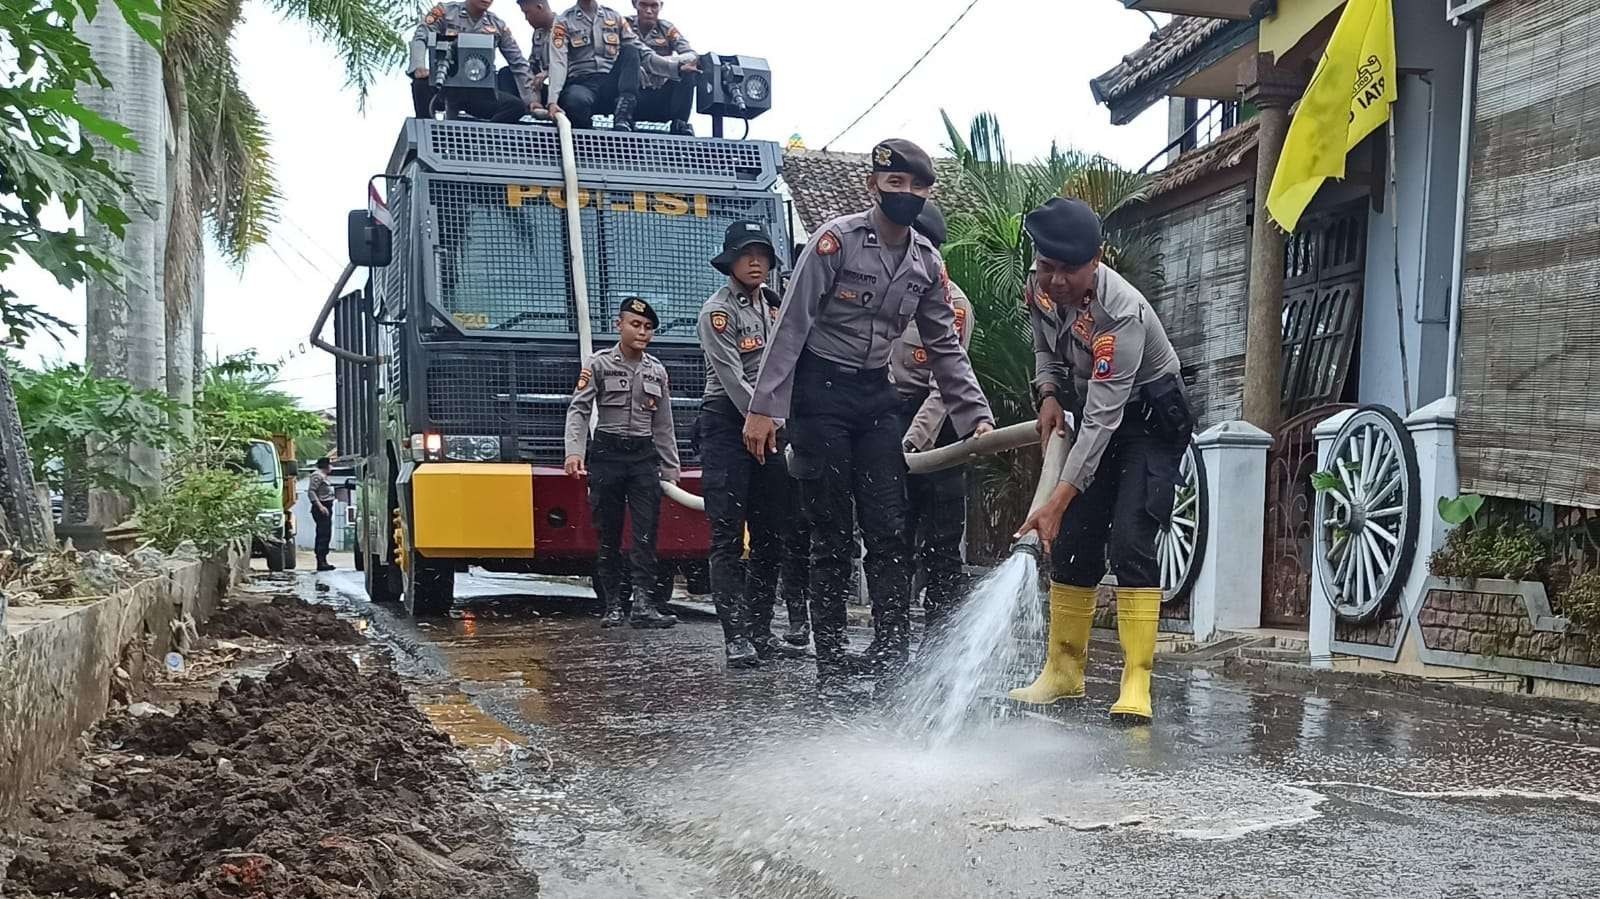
[412,463,535,559]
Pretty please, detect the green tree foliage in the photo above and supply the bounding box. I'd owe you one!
[194,352,327,453]
[10,361,178,497]
[0,0,162,344]
[936,111,1161,559]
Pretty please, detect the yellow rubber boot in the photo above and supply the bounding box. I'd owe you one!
[1109,587,1162,721]
[1007,583,1096,705]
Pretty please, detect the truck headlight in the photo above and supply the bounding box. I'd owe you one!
[444,435,502,462]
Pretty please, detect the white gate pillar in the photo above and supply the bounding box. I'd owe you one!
[1190,421,1274,642]
[1309,408,1360,667]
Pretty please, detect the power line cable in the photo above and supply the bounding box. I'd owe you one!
[821,0,987,150]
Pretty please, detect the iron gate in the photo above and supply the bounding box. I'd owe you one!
[1262,404,1355,627]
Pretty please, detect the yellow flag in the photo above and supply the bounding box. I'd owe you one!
[1266,0,1397,232]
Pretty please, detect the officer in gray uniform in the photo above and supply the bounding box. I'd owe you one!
[565,297,680,630]
[410,0,538,122]
[546,1,691,130]
[1012,198,1191,722]
[744,139,995,687]
[698,221,810,668]
[890,202,976,633]
[627,0,698,135]
[514,0,556,106]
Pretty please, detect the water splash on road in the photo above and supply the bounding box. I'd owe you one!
[896,552,1045,747]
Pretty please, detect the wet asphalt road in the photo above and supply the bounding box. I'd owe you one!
[299,565,1600,898]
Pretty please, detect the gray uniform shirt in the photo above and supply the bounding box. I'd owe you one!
[749,210,993,435]
[409,2,535,106]
[564,345,681,480]
[548,3,684,103]
[1028,264,1182,491]
[308,470,334,507]
[627,16,693,90]
[699,281,780,416]
[891,273,975,452]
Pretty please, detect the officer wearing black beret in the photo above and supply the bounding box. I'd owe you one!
[1009,197,1191,723]
[744,138,996,690]
[565,296,680,630]
[696,221,808,668]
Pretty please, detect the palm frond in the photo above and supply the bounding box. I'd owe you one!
[264,0,411,105]
[187,49,281,263]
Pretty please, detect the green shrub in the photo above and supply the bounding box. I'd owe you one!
[1558,569,1600,645]
[136,464,275,555]
[1427,521,1549,582]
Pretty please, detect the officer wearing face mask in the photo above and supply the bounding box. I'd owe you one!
[743,138,995,691]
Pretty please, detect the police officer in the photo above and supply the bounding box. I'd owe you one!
[515,0,556,107]
[411,0,539,122]
[546,0,691,130]
[627,0,698,135]
[1010,198,1191,723]
[745,138,995,688]
[698,221,810,668]
[565,297,680,630]
[890,202,976,635]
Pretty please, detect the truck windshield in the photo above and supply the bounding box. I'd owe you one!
[244,443,277,483]
[427,179,782,340]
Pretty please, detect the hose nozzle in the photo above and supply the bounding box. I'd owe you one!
[1009,531,1042,560]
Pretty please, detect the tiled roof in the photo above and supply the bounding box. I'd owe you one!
[782,149,978,234]
[1148,118,1259,198]
[1090,16,1231,105]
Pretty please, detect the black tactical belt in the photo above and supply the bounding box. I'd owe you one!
[799,351,888,379]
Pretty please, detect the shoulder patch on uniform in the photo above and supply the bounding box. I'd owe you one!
[424,4,445,25]
[576,367,592,391]
[1091,335,1116,381]
[953,306,968,337]
[816,231,841,256]
[710,310,729,333]
[912,347,928,365]
[552,22,566,46]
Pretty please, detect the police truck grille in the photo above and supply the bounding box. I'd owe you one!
[421,121,777,186]
[424,343,705,466]
[425,177,784,341]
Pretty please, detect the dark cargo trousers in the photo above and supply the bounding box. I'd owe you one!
[698,403,795,643]
[586,433,662,609]
[897,394,968,628]
[786,353,911,676]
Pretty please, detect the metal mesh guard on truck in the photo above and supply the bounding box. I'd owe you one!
[417,120,780,190]
[425,176,784,340]
[424,343,706,466]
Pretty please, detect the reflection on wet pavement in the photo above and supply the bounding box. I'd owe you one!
[306,568,1600,897]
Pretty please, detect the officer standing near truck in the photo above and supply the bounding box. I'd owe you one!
[744,139,995,688]
[698,221,810,669]
[565,297,680,630]
[410,0,539,122]
[1010,198,1191,723]
[890,202,976,634]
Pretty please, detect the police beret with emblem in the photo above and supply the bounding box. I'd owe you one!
[620,296,658,327]
[1024,197,1102,268]
[912,201,947,249]
[871,138,936,186]
[711,220,778,275]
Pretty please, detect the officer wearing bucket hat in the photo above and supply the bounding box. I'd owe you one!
[697,221,809,668]
[1009,197,1191,723]
[565,296,680,630]
[744,138,995,689]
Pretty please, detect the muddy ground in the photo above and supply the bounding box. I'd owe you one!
[0,591,540,898]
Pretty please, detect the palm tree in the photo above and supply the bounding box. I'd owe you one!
[938,111,1161,561]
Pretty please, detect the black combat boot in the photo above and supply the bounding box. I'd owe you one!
[612,96,636,132]
[669,119,694,136]
[725,636,760,669]
[630,603,678,629]
[752,633,808,661]
[601,599,626,628]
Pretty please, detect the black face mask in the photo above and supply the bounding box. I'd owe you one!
[877,189,927,227]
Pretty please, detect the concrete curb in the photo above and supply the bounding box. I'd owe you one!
[0,543,250,817]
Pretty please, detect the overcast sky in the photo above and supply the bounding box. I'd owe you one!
[14,0,1168,409]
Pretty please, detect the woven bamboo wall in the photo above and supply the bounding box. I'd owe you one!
[1144,183,1252,429]
[1458,0,1600,509]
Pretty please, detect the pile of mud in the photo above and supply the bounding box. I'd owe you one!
[205,593,364,644]
[2,649,539,897]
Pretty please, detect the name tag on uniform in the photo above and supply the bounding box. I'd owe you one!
[739,335,764,352]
